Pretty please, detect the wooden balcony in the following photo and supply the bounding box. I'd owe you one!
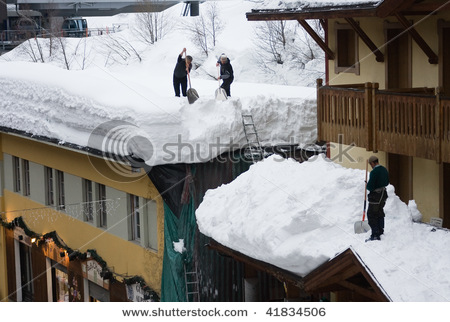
[317,79,450,163]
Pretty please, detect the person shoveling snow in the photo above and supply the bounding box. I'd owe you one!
[216,54,234,97]
[365,155,389,242]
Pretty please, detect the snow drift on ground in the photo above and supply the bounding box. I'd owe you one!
[196,155,450,301]
[0,1,320,166]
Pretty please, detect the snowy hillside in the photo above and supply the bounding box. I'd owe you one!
[196,155,450,302]
[0,1,323,166]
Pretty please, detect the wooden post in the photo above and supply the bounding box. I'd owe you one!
[364,82,373,151]
[436,87,442,164]
[317,79,323,142]
[372,83,379,153]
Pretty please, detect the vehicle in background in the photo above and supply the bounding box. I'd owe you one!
[61,17,89,37]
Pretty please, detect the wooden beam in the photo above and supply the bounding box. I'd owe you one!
[402,1,450,14]
[313,265,361,290]
[337,280,381,301]
[345,18,384,62]
[395,13,438,64]
[376,0,418,18]
[246,8,378,22]
[297,19,335,60]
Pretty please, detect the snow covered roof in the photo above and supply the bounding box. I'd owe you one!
[195,155,450,301]
[251,0,381,12]
[0,61,317,166]
[0,0,322,167]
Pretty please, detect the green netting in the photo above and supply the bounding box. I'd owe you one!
[161,196,196,302]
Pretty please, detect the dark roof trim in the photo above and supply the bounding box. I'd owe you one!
[207,239,304,288]
[0,126,132,165]
[246,0,450,21]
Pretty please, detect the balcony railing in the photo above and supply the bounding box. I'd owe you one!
[317,79,450,163]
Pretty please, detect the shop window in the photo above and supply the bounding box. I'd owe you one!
[97,183,107,228]
[22,159,30,196]
[56,170,65,210]
[335,22,360,75]
[45,166,54,206]
[88,281,110,302]
[83,179,93,223]
[13,156,21,193]
[52,263,69,302]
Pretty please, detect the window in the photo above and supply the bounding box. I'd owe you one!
[130,194,140,241]
[45,167,54,206]
[97,184,107,228]
[22,159,30,196]
[83,179,93,222]
[335,22,360,75]
[56,170,65,210]
[52,263,69,302]
[13,156,21,193]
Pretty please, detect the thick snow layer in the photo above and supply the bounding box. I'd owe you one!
[196,155,450,301]
[0,61,316,166]
[0,1,320,166]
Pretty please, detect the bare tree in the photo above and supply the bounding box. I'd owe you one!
[134,1,172,44]
[100,33,142,66]
[183,2,225,56]
[253,19,322,66]
[254,20,289,65]
[56,36,71,70]
[205,2,223,47]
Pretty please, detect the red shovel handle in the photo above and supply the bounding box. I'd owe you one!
[362,159,368,221]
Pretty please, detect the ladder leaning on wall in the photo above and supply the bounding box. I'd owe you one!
[241,114,264,163]
[184,263,200,302]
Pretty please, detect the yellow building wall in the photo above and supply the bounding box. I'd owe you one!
[329,143,387,171]
[325,12,448,224]
[330,144,440,223]
[0,133,165,295]
[412,157,440,223]
[0,136,7,301]
[327,13,450,88]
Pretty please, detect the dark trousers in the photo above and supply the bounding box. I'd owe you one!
[220,78,233,96]
[367,190,387,238]
[173,75,188,97]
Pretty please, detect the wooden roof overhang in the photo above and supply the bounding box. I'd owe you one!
[207,239,304,289]
[246,0,450,65]
[303,248,391,302]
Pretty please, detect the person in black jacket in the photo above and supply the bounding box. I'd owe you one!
[216,54,234,97]
[366,155,389,242]
[173,48,192,97]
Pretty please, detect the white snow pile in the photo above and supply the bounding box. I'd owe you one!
[0,1,320,166]
[253,0,381,10]
[0,61,316,166]
[196,155,450,301]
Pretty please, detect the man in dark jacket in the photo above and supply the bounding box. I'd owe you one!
[366,155,389,242]
[173,48,192,97]
[216,54,234,97]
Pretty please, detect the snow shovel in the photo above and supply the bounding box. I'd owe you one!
[186,71,199,104]
[354,160,371,234]
[215,66,227,101]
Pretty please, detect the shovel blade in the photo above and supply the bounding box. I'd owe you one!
[354,220,371,234]
[215,88,228,101]
[187,88,199,104]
